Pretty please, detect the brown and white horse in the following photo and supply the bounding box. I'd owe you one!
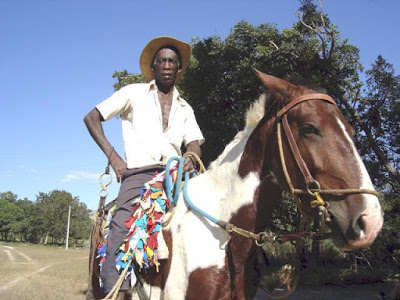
[127,71,384,299]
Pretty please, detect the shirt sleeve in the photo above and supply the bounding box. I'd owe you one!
[96,85,132,121]
[183,107,205,146]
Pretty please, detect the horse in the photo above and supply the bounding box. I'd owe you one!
[94,70,384,300]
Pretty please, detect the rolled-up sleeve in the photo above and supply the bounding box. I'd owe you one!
[96,86,132,121]
[183,107,205,146]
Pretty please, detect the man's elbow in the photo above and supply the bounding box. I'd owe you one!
[83,113,90,126]
[84,108,102,126]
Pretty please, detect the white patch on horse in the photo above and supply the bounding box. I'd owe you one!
[335,117,383,242]
[160,98,266,298]
[209,93,266,170]
[335,117,377,192]
[163,169,260,298]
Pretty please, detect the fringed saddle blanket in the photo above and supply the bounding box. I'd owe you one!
[97,163,179,287]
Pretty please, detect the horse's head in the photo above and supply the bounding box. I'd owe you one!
[254,70,383,251]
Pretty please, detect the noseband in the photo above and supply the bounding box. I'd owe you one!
[276,93,379,217]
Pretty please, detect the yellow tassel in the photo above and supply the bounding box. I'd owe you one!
[310,192,325,208]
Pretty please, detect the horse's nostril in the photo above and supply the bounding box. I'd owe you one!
[349,214,365,238]
[357,215,366,232]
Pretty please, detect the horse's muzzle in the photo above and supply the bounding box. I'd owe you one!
[327,194,383,251]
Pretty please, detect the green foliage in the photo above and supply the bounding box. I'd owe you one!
[112,70,145,91]
[366,192,400,270]
[0,191,18,203]
[0,194,24,240]
[69,202,93,242]
[180,9,362,165]
[0,190,93,245]
[268,192,299,234]
[36,190,92,243]
[108,6,364,167]
[357,56,400,189]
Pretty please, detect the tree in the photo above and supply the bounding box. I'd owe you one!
[296,1,399,190]
[69,201,93,244]
[35,190,93,245]
[112,70,145,91]
[109,2,397,180]
[357,56,400,189]
[0,193,24,241]
[0,191,18,203]
[15,198,37,242]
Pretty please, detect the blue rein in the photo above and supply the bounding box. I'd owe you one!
[164,156,219,225]
[164,156,274,247]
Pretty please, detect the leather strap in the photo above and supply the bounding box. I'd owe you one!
[281,114,315,186]
[277,93,335,118]
[277,93,336,190]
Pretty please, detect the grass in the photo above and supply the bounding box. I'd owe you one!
[1,241,398,299]
[0,241,89,300]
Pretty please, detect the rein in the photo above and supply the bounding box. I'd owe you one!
[169,94,379,244]
[165,154,315,299]
[165,155,313,247]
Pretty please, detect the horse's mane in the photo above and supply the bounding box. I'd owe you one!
[245,93,266,129]
[207,78,327,170]
[208,94,267,170]
[228,77,326,131]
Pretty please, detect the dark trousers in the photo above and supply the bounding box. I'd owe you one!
[100,165,163,292]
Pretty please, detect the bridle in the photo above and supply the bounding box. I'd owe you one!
[276,93,379,219]
[162,93,380,248]
[253,92,381,245]
[255,93,381,299]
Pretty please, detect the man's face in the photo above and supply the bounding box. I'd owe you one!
[152,48,181,88]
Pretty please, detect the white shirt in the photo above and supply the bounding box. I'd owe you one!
[96,80,204,169]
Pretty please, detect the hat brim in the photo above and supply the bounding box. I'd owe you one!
[140,36,191,83]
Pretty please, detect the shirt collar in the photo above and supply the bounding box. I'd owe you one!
[147,80,182,101]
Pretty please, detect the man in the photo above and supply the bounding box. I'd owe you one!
[84,36,204,293]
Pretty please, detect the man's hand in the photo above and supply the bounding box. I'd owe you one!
[183,140,201,173]
[84,108,127,183]
[109,151,127,183]
[183,156,196,173]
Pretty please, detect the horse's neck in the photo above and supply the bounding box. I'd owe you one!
[200,128,262,222]
[191,93,276,226]
[208,94,267,171]
[200,127,280,240]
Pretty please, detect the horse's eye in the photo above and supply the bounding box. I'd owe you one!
[300,124,320,136]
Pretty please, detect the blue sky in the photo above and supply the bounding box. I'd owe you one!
[0,0,398,210]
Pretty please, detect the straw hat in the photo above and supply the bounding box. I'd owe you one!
[139,36,191,83]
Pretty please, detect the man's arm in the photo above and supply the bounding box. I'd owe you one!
[83,108,127,182]
[183,140,202,172]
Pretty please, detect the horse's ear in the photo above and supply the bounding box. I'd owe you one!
[253,68,297,103]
